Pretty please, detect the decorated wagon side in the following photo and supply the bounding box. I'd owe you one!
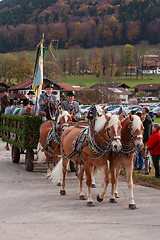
[1,114,42,171]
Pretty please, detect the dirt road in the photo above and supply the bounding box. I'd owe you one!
[0,140,160,240]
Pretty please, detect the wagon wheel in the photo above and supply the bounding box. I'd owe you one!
[12,146,20,163]
[70,161,76,172]
[25,150,34,172]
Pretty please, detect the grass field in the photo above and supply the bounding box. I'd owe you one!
[62,74,160,87]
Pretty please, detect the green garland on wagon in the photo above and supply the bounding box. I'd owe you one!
[1,114,42,150]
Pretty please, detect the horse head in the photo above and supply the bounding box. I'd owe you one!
[94,113,122,153]
[57,109,73,128]
[124,113,144,151]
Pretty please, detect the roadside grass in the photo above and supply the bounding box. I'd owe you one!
[120,161,160,189]
[154,118,160,124]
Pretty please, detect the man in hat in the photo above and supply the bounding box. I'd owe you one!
[38,83,58,121]
[4,99,14,114]
[27,90,36,105]
[0,89,9,115]
[12,99,24,115]
[61,91,81,121]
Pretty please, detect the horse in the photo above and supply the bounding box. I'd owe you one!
[109,113,145,209]
[37,110,74,174]
[48,112,122,207]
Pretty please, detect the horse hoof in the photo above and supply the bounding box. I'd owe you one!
[129,204,137,210]
[79,195,86,200]
[91,183,96,188]
[60,190,66,195]
[57,182,61,186]
[97,194,103,202]
[87,201,94,207]
[109,198,117,203]
[115,193,120,198]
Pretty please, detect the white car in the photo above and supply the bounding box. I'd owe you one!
[79,105,91,114]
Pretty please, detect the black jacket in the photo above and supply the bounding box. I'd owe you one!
[143,114,152,143]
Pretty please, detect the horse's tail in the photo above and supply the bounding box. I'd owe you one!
[47,158,63,183]
[36,142,46,163]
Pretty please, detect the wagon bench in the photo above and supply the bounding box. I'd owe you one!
[1,114,42,171]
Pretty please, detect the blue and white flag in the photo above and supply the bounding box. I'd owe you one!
[33,38,45,100]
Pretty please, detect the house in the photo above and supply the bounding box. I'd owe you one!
[9,77,80,101]
[134,84,160,101]
[90,82,130,90]
[90,83,131,103]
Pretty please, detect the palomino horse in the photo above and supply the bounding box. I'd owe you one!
[37,110,73,173]
[109,113,144,209]
[48,112,122,207]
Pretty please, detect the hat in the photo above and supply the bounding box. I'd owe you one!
[67,91,75,96]
[9,99,14,105]
[44,83,54,89]
[18,99,24,104]
[23,99,30,106]
[27,90,35,95]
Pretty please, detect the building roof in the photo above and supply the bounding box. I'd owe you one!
[0,93,26,100]
[133,84,160,91]
[58,83,77,91]
[8,77,79,93]
[0,81,10,89]
[90,82,130,89]
[9,78,33,90]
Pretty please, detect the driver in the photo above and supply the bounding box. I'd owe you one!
[38,84,58,121]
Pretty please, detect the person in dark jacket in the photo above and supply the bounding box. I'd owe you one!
[39,84,58,121]
[147,124,160,178]
[0,89,9,115]
[140,106,152,174]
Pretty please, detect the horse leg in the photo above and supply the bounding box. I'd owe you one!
[109,165,117,203]
[44,150,51,173]
[85,167,94,207]
[91,166,96,188]
[60,158,68,196]
[114,166,121,199]
[125,163,136,210]
[97,165,110,202]
[79,166,86,200]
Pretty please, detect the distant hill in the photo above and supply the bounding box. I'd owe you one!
[0,0,160,52]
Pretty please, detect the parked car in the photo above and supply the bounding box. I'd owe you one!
[79,105,91,115]
[149,107,160,118]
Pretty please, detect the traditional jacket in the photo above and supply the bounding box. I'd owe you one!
[38,92,57,113]
[147,130,160,156]
[4,106,12,114]
[61,100,81,117]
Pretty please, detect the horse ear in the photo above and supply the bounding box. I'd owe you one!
[119,112,125,122]
[140,115,145,122]
[70,109,74,116]
[102,104,106,111]
[129,112,134,121]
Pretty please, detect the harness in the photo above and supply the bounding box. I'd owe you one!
[119,120,143,157]
[41,121,69,162]
[63,122,121,177]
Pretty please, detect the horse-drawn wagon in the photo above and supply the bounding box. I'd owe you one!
[1,114,42,171]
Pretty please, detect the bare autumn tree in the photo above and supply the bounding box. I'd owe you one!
[76,88,102,105]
